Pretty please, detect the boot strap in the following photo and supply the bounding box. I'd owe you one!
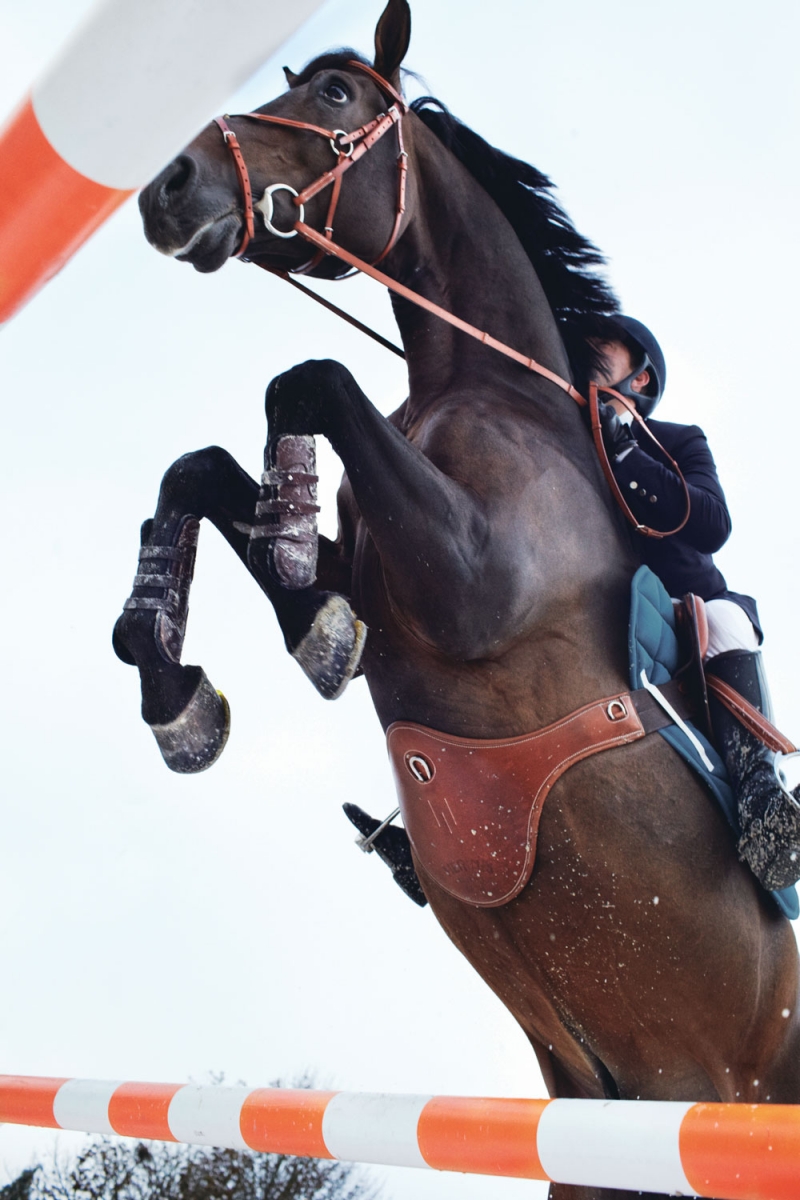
[254,498,321,516]
[123,532,197,618]
[707,676,797,755]
[261,469,318,486]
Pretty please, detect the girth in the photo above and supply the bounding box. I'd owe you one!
[387,681,694,908]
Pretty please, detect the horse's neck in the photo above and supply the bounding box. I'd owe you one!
[386,120,572,419]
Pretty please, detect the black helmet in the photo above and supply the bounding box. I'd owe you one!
[611,316,666,418]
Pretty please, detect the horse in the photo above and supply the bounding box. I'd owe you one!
[117,2,800,1194]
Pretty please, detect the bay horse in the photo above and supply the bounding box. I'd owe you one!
[119,2,800,1194]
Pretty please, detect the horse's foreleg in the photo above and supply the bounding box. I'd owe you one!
[113,446,361,772]
[242,431,365,699]
[260,359,501,658]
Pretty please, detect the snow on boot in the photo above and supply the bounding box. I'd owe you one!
[707,650,800,890]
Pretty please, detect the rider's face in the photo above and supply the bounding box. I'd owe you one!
[594,340,651,413]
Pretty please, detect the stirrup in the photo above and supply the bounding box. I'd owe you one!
[121,515,199,663]
[247,434,320,589]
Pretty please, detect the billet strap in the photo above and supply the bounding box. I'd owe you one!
[631,678,698,734]
[706,676,797,755]
[588,382,691,539]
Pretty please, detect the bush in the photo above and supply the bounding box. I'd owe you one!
[1,1138,377,1200]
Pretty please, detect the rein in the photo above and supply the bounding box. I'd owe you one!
[215,61,690,540]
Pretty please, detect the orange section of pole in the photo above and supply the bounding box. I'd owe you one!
[107,1082,183,1141]
[0,98,132,324]
[240,1088,337,1158]
[680,1102,800,1200]
[0,1076,67,1128]
[417,1096,551,1178]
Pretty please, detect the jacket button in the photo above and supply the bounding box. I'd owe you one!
[629,480,639,490]
[638,486,647,496]
[650,495,658,503]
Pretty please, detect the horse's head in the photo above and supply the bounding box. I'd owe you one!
[139,0,412,276]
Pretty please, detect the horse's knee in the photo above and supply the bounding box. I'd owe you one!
[159,446,232,508]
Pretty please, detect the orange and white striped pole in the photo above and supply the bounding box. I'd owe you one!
[0,1077,798,1199]
[0,0,326,325]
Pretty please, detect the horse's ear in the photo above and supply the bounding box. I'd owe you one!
[283,65,299,87]
[373,0,411,87]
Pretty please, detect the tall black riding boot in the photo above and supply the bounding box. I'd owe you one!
[113,516,230,773]
[706,650,800,890]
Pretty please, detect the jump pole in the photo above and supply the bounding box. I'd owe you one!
[0,0,326,326]
[0,1077,798,1199]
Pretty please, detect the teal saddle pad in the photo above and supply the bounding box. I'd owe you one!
[628,565,798,921]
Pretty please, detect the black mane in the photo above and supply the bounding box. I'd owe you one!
[411,98,619,389]
[290,53,619,387]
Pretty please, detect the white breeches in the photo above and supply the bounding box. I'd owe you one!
[703,598,760,661]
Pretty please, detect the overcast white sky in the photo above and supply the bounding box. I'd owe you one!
[0,0,798,1195]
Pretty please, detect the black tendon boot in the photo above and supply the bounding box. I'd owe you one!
[343,804,428,907]
[706,650,800,890]
[248,433,320,591]
[246,434,366,699]
[113,516,230,773]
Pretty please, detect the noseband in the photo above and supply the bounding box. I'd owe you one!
[213,64,690,541]
[214,60,408,274]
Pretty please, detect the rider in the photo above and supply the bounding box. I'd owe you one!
[350,316,800,904]
[593,315,800,893]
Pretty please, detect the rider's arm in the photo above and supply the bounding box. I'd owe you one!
[610,422,732,552]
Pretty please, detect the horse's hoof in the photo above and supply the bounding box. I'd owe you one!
[292,593,366,699]
[247,434,319,590]
[148,670,230,773]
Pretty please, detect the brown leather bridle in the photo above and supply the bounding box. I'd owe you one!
[214,60,689,540]
[213,61,409,272]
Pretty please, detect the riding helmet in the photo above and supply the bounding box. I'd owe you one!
[613,316,667,418]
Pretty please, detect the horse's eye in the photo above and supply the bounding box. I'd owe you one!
[323,82,348,103]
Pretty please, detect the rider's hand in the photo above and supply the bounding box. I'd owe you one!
[598,402,637,462]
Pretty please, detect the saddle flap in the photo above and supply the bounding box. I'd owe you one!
[387,698,646,908]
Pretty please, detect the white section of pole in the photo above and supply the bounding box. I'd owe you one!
[32,0,329,190]
[167,1084,254,1149]
[322,1092,432,1167]
[536,1098,695,1195]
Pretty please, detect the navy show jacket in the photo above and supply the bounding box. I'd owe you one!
[611,417,760,637]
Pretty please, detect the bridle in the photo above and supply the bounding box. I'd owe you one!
[213,61,689,540]
[213,61,409,274]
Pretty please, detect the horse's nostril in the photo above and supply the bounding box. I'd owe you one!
[161,156,194,198]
